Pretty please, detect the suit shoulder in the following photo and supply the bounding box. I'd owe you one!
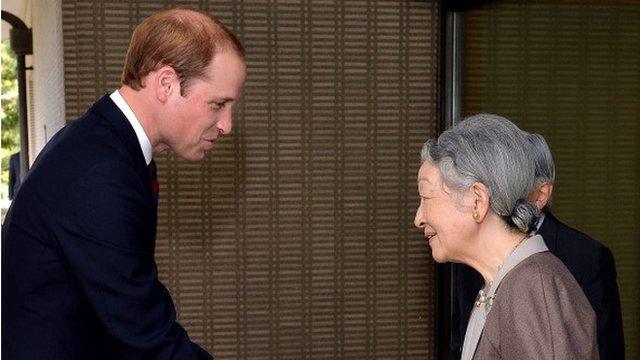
[552,217,610,257]
[16,111,142,208]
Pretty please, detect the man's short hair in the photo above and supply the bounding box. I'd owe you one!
[527,133,555,185]
[121,9,245,95]
[527,132,555,211]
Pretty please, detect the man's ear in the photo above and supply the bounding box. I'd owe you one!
[469,182,490,223]
[152,65,179,102]
[532,181,554,211]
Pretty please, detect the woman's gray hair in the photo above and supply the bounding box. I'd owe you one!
[421,114,539,232]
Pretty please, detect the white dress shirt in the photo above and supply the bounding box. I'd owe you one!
[531,212,546,235]
[109,90,153,165]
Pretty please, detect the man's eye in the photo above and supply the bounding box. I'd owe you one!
[211,102,224,110]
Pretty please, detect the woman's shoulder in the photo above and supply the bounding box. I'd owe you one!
[503,251,574,286]
[482,252,598,359]
[498,251,594,316]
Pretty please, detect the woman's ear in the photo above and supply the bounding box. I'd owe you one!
[152,65,179,102]
[469,182,490,223]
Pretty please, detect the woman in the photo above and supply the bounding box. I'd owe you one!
[414,114,598,359]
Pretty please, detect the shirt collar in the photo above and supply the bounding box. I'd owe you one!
[531,212,546,235]
[109,90,153,165]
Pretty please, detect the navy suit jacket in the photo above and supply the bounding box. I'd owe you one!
[2,96,212,359]
[451,213,624,360]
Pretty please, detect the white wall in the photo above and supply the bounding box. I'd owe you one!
[31,0,65,163]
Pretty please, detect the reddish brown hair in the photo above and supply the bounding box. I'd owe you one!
[121,9,245,95]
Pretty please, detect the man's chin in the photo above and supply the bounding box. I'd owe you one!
[175,149,206,162]
[430,249,448,264]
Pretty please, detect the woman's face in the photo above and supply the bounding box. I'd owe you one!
[414,162,474,263]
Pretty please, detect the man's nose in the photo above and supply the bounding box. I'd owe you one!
[216,109,233,135]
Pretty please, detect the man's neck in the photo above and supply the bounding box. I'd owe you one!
[118,85,160,152]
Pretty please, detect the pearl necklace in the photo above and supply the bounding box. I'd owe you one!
[474,234,528,309]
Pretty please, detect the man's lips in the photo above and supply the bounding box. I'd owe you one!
[425,233,437,242]
[203,138,217,149]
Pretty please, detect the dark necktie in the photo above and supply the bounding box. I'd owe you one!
[148,159,159,201]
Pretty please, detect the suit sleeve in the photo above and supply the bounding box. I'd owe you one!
[580,246,625,359]
[54,160,212,359]
[495,263,599,360]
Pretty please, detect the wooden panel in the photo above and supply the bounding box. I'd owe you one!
[464,3,639,358]
[62,1,439,358]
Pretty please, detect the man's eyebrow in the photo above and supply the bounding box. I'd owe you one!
[212,97,233,103]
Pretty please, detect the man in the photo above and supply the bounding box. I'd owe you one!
[451,133,624,359]
[2,9,246,359]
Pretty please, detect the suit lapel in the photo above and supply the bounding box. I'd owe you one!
[90,95,150,183]
[91,95,158,250]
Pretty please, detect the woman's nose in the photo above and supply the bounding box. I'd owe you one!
[414,206,425,228]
